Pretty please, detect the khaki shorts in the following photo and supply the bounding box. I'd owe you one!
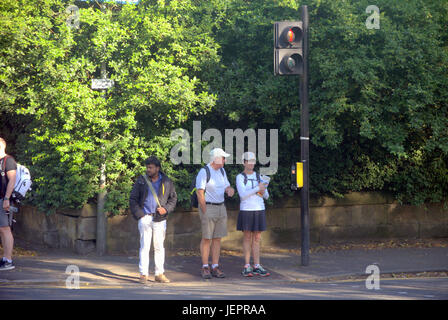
[199,204,227,239]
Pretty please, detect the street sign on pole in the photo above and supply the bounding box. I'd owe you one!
[91,79,114,90]
[80,0,138,257]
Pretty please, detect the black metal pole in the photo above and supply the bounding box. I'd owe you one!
[300,5,310,266]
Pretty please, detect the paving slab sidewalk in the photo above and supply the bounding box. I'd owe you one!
[1,247,447,287]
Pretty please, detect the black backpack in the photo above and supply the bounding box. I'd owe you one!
[241,171,261,186]
[190,166,225,208]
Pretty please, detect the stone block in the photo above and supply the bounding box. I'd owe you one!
[14,194,448,255]
[311,206,352,227]
[387,203,424,224]
[270,196,300,209]
[221,231,243,250]
[342,192,393,206]
[415,204,448,224]
[226,209,239,231]
[43,212,77,249]
[267,228,300,246]
[311,192,393,207]
[107,234,139,254]
[318,226,347,243]
[14,206,45,244]
[75,239,96,255]
[43,231,59,248]
[316,225,392,243]
[284,207,300,229]
[106,214,139,254]
[166,232,202,251]
[266,208,293,229]
[310,207,330,227]
[56,208,81,218]
[388,223,419,238]
[167,211,201,235]
[419,223,448,238]
[80,203,97,218]
[351,204,389,227]
[77,217,96,240]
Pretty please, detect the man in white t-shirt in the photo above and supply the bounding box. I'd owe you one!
[196,148,235,279]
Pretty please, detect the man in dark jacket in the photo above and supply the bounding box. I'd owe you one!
[129,156,177,284]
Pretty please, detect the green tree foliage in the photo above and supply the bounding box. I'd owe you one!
[0,0,446,213]
[203,0,448,205]
[0,0,219,213]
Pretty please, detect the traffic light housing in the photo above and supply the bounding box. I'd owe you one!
[291,162,304,190]
[274,21,304,75]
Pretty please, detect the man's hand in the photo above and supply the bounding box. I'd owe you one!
[258,183,266,194]
[157,207,167,215]
[200,204,207,216]
[2,199,10,212]
[225,186,235,197]
[197,189,206,215]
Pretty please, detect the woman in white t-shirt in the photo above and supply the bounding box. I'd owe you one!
[236,152,270,277]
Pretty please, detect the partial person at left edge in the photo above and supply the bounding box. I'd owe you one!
[0,137,17,271]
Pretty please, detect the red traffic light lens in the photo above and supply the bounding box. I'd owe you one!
[287,29,295,43]
[283,26,303,46]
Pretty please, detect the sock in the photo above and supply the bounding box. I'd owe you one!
[211,264,219,269]
[2,257,12,263]
[254,264,260,269]
[244,264,251,268]
[202,264,209,268]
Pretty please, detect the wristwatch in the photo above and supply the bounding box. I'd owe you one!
[3,197,9,201]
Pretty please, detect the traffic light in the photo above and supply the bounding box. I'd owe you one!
[274,21,304,75]
[291,162,304,190]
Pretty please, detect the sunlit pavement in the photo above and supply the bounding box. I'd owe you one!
[1,277,448,300]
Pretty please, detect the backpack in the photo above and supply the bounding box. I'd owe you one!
[0,155,32,204]
[190,166,225,208]
[241,171,261,186]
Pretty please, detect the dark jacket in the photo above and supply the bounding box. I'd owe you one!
[129,172,177,221]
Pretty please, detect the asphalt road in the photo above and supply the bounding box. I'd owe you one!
[1,277,447,300]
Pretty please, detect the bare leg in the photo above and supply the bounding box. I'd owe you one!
[211,238,221,265]
[251,232,262,266]
[243,231,252,265]
[200,238,212,265]
[0,227,13,260]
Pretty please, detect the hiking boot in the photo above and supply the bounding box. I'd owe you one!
[0,259,15,271]
[201,266,212,279]
[252,265,270,277]
[211,265,225,278]
[241,265,253,277]
[139,275,147,284]
[155,274,170,283]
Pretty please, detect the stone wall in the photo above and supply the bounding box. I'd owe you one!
[13,192,448,254]
[15,204,97,254]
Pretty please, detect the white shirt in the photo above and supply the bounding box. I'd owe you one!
[236,172,269,211]
[195,164,230,203]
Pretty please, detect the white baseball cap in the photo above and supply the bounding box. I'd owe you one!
[210,148,230,161]
[242,151,256,163]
